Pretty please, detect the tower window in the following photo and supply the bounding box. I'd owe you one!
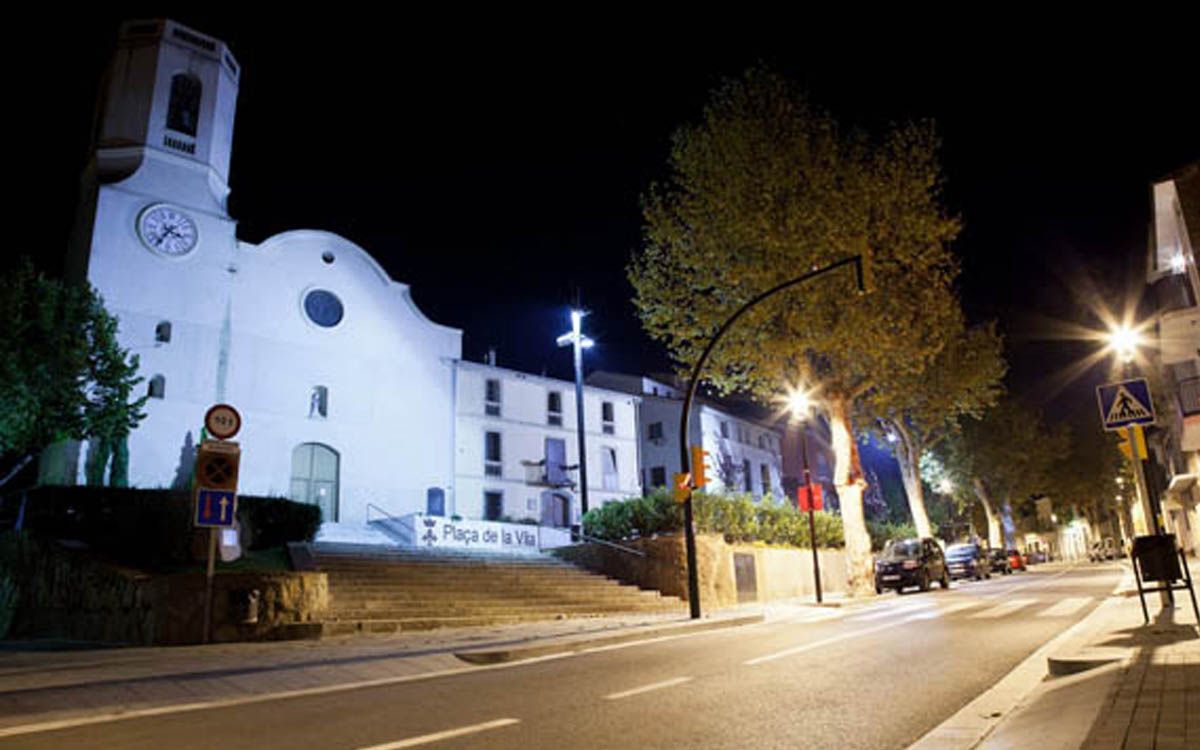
[155,321,172,344]
[547,391,563,426]
[601,401,615,434]
[167,74,201,137]
[148,374,166,399]
[309,386,328,418]
[485,379,501,416]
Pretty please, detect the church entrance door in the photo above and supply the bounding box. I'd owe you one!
[290,443,340,522]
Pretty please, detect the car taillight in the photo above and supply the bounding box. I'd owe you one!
[902,560,919,569]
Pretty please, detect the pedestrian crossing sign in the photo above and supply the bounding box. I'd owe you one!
[1096,378,1155,431]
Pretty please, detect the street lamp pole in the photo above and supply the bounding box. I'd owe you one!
[794,403,823,604]
[558,309,594,520]
[678,255,864,619]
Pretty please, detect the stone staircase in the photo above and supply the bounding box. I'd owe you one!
[314,543,686,635]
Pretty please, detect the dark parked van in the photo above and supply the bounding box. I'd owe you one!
[945,542,991,581]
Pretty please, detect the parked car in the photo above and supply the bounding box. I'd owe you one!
[875,538,949,594]
[1089,539,1121,562]
[989,548,1012,575]
[945,542,991,581]
[1007,549,1027,571]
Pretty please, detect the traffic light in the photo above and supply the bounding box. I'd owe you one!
[690,444,708,489]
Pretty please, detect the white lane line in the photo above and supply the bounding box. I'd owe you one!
[969,598,1038,619]
[1036,597,1093,618]
[745,619,900,666]
[355,718,520,750]
[603,676,692,701]
[847,601,937,622]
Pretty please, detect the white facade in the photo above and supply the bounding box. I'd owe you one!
[63,20,463,525]
[1147,164,1200,555]
[589,373,785,500]
[454,362,642,526]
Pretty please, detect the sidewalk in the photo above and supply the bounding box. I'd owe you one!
[978,559,1199,750]
[0,600,784,736]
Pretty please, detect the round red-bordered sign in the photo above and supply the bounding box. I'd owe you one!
[204,404,242,440]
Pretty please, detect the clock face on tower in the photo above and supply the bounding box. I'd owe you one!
[136,204,199,257]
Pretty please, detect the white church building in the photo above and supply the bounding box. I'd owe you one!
[58,19,638,533]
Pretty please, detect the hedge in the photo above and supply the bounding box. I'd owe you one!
[582,490,845,548]
[15,486,320,571]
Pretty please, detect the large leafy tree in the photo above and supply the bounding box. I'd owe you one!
[1045,424,1125,538]
[940,399,1066,547]
[0,261,146,489]
[866,321,1006,538]
[629,68,961,594]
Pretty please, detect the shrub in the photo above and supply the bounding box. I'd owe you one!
[867,520,918,551]
[19,486,319,570]
[583,490,845,549]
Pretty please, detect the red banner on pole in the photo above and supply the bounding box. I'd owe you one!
[797,484,823,512]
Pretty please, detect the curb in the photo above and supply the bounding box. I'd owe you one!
[453,614,764,665]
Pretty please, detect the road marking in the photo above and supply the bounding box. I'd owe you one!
[604,676,692,700]
[847,601,937,622]
[1036,597,1093,618]
[969,598,1038,619]
[355,718,520,749]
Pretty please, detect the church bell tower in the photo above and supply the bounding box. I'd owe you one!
[91,19,241,215]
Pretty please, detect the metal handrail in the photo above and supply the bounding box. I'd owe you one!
[365,503,416,536]
[570,529,647,558]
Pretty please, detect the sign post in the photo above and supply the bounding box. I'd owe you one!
[195,404,241,644]
[798,428,823,604]
[1096,379,1162,536]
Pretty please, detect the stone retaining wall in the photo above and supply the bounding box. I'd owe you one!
[555,533,848,609]
[0,533,328,645]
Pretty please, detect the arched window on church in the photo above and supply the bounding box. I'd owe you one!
[167,73,201,137]
[148,374,166,399]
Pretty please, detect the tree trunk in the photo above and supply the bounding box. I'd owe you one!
[829,396,874,596]
[893,423,933,538]
[972,477,1003,549]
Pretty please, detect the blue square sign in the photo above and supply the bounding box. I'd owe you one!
[195,488,237,528]
[1096,378,1156,431]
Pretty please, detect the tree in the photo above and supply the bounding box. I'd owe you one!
[628,67,961,594]
[940,399,1066,548]
[866,321,1006,537]
[0,261,146,489]
[1045,424,1124,539]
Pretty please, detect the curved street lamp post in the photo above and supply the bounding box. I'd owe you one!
[677,255,865,618]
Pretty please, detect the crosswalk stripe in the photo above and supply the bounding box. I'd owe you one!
[848,601,937,622]
[1036,597,1093,618]
[969,598,1038,619]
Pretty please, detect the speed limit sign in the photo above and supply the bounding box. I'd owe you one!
[204,403,242,440]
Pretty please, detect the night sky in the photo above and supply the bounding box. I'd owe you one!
[54,14,1198,428]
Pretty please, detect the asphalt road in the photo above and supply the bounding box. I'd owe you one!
[6,564,1123,750]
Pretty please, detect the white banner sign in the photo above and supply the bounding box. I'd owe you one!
[405,515,572,552]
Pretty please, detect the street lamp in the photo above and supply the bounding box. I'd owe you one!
[1101,319,1163,536]
[557,309,594,521]
[787,385,823,604]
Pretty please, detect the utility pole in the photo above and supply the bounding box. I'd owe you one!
[557,308,594,519]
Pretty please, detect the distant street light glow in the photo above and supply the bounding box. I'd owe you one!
[937,478,954,494]
[1169,252,1187,274]
[786,387,814,420]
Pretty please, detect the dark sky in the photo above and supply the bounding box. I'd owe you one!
[54,14,1198,423]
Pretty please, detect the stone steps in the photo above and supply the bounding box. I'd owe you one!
[313,547,684,633]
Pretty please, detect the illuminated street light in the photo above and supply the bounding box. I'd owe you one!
[557,308,595,520]
[785,384,822,603]
[937,478,954,495]
[1106,323,1144,363]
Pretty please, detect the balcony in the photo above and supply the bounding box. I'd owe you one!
[521,459,576,489]
[1159,306,1200,365]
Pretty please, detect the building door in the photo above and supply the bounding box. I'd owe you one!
[540,490,570,527]
[290,443,340,522]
